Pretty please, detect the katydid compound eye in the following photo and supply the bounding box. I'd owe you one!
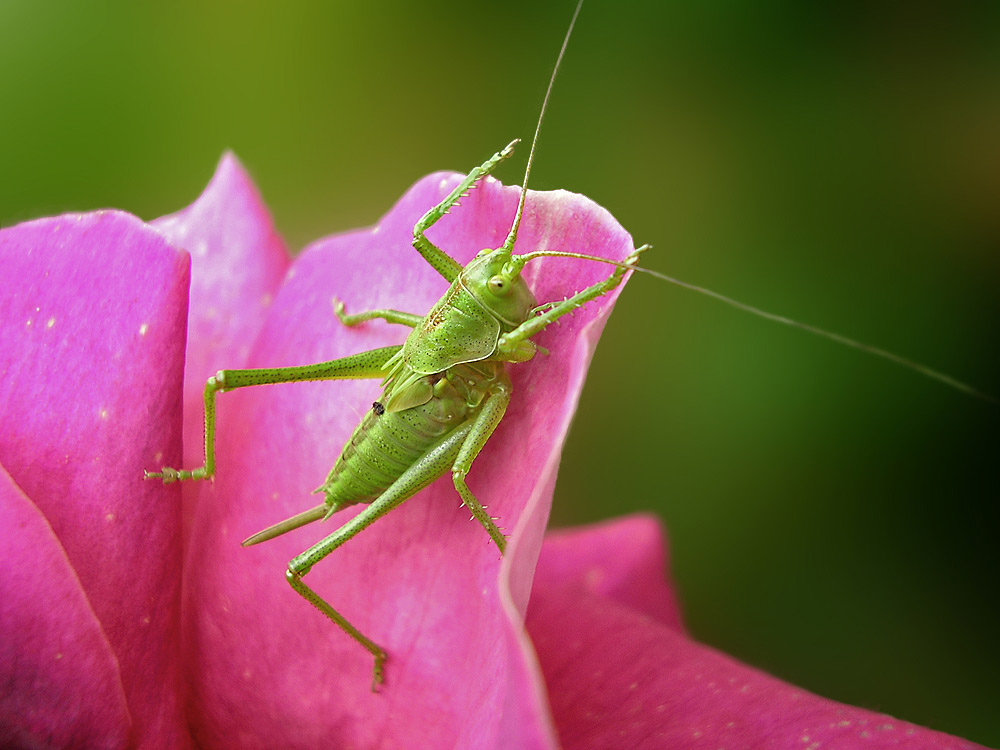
[488,275,511,296]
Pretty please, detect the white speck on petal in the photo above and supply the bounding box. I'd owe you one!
[99,408,109,420]
[46,317,56,328]
[105,513,115,522]
[139,323,149,336]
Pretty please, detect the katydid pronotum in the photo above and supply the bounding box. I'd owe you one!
[146,0,994,693]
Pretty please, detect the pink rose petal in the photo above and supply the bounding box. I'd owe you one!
[2,158,988,750]
[0,464,131,749]
[528,516,990,750]
[536,514,684,631]
[181,171,638,748]
[152,153,291,474]
[0,212,191,749]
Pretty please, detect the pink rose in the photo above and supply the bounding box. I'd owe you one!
[0,155,988,749]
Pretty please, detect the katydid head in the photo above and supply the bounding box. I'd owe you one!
[459,248,536,326]
[454,0,586,329]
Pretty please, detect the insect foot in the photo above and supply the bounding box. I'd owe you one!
[625,243,651,268]
[144,467,180,483]
[144,465,209,483]
[499,138,520,160]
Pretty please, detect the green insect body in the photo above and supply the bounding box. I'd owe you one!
[320,358,510,515]
[311,234,561,533]
[146,136,648,690]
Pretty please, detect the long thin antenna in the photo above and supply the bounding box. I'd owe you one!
[518,249,997,404]
[633,265,999,404]
[502,0,585,253]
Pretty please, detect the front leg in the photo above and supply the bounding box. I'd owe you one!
[412,140,519,283]
[145,345,402,483]
[333,298,422,328]
[498,245,649,358]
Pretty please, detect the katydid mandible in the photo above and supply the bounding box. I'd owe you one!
[145,0,633,691]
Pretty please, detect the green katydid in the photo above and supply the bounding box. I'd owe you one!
[146,0,995,695]
[148,138,639,691]
[146,0,646,691]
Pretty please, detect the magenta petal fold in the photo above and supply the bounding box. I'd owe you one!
[528,516,991,750]
[0,212,192,749]
[181,171,637,749]
[0,465,130,749]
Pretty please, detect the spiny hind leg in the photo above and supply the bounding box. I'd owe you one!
[145,345,402,484]
[286,572,389,691]
[286,421,473,690]
[412,140,519,282]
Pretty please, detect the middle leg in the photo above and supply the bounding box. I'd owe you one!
[451,385,512,554]
[146,345,402,483]
[334,298,422,328]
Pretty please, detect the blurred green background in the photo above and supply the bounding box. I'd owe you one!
[3,1,997,744]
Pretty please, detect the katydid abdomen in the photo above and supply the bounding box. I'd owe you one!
[320,360,511,514]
